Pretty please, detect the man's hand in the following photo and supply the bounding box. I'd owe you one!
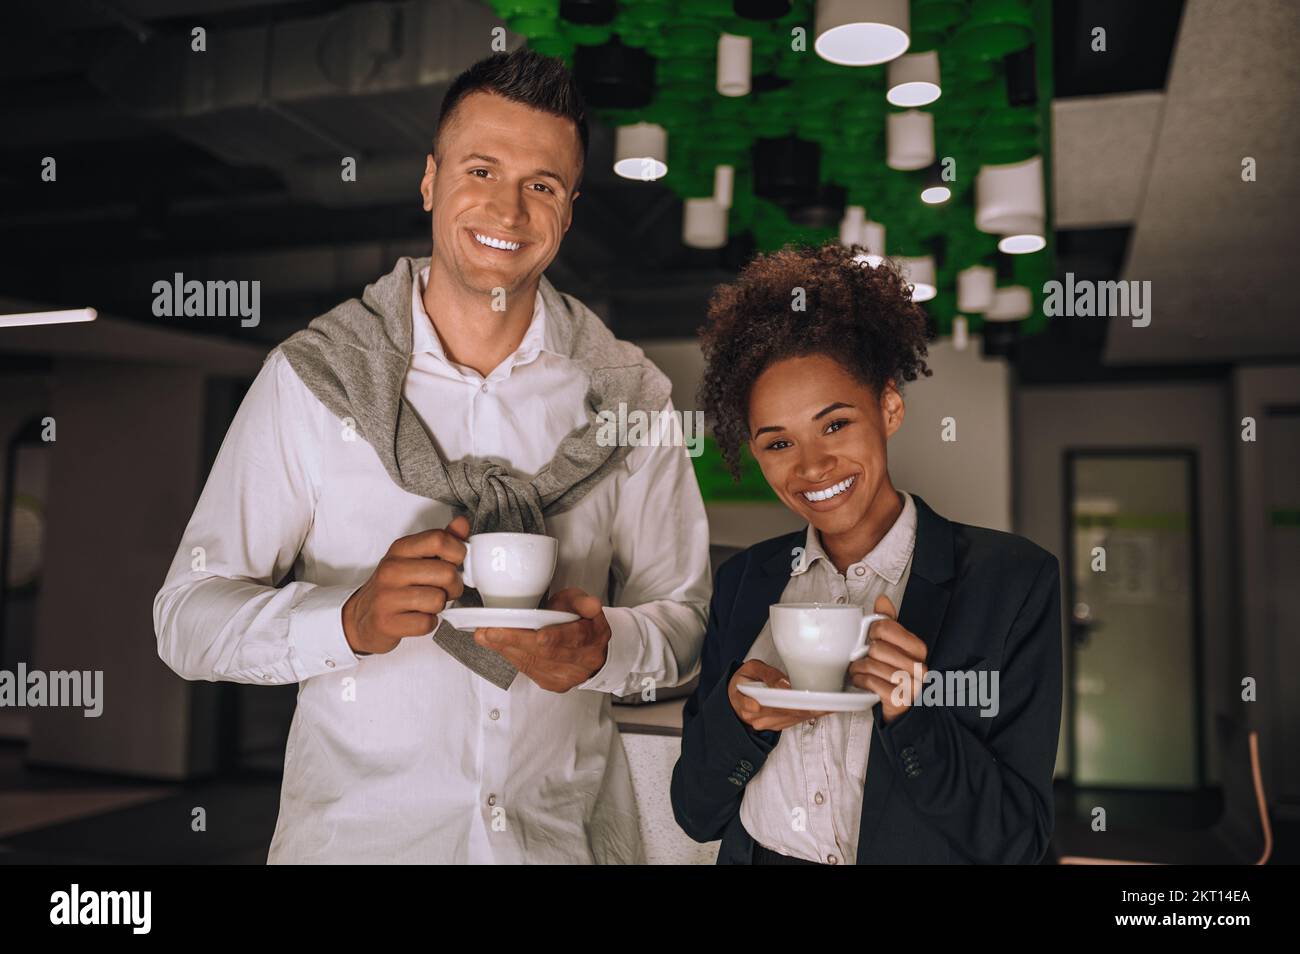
[341,516,469,656]
[728,659,830,731]
[847,594,929,723]
[473,587,612,693]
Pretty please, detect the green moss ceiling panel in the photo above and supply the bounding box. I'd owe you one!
[488,0,1055,336]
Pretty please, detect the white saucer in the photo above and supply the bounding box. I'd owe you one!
[737,680,880,713]
[439,607,580,631]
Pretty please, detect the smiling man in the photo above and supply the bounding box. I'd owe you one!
[153,49,711,864]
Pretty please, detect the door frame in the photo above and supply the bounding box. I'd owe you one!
[1061,446,1207,789]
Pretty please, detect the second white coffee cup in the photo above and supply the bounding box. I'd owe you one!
[769,603,889,692]
[461,532,558,609]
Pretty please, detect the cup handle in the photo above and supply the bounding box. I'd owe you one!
[461,540,475,590]
[849,613,889,662]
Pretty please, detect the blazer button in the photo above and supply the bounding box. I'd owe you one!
[739,759,753,772]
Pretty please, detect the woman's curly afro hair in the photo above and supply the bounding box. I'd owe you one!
[698,242,934,482]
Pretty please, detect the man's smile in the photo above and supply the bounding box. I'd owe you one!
[466,227,526,254]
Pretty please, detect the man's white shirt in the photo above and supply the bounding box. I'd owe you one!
[153,266,711,863]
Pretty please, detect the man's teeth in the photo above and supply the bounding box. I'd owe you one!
[802,475,855,502]
[474,232,521,251]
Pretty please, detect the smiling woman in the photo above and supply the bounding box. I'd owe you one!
[697,243,934,565]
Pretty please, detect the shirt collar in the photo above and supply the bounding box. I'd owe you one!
[410,265,561,368]
[793,490,918,585]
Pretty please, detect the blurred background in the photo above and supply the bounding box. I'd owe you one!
[0,0,1295,864]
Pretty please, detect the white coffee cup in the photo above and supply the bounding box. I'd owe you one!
[769,603,889,692]
[460,532,558,609]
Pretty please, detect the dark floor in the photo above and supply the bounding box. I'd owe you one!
[1,741,1294,864]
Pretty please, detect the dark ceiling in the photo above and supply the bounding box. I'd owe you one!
[0,0,1189,368]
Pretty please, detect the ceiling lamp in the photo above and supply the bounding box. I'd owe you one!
[613,122,668,180]
[753,136,821,207]
[815,0,911,66]
[998,231,1046,254]
[714,165,735,209]
[887,50,941,106]
[897,255,936,302]
[735,0,792,17]
[975,155,1045,253]
[573,38,656,109]
[788,183,847,229]
[886,109,934,171]
[717,33,752,97]
[920,161,950,204]
[952,314,969,350]
[683,198,728,249]
[840,205,866,246]
[984,285,1033,321]
[841,208,888,267]
[957,265,995,312]
[560,0,616,24]
[859,220,886,266]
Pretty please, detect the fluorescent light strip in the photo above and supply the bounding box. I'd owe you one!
[0,308,98,328]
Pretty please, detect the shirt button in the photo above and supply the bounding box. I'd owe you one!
[814,791,825,805]
[261,672,273,681]
[325,658,336,669]
[807,718,817,727]
[855,566,866,576]
[480,383,489,393]
[488,708,500,721]
[835,595,846,604]
[827,854,839,865]
[487,794,497,807]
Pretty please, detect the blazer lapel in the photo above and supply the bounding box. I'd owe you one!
[857,492,957,860]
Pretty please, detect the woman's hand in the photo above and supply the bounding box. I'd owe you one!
[728,659,831,731]
[847,594,929,723]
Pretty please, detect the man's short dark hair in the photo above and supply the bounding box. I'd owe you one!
[436,47,589,187]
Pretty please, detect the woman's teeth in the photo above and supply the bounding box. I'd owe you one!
[802,475,855,502]
[474,232,521,251]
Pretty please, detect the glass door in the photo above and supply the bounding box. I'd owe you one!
[1066,451,1203,789]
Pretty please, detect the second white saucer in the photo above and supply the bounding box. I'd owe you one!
[737,680,880,713]
[439,607,579,632]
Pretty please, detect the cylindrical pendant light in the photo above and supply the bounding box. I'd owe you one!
[614,122,668,180]
[683,198,728,249]
[998,228,1046,254]
[920,160,950,204]
[886,109,934,171]
[897,255,936,302]
[975,155,1043,235]
[952,314,969,350]
[815,0,911,66]
[853,219,886,266]
[984,285,1033,321]
[887,50,941,106]
[840,205,866,246]
[714,165,735,210]
[957,264,995,312]
[717,33,752,97]
[753,136,821,207]
[735,0,792,18]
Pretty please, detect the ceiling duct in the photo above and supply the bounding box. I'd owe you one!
[84,0,506,206]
